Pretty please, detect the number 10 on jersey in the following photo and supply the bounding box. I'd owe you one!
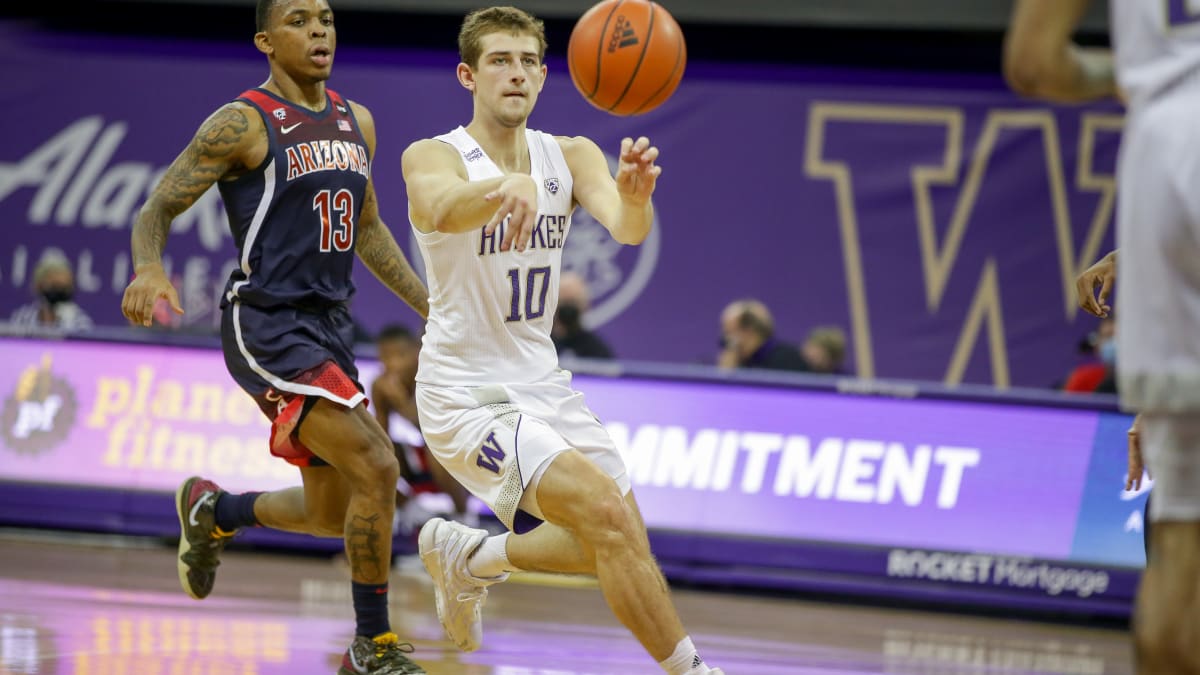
[506,266,552,322]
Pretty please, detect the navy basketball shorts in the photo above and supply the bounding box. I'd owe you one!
[221,300,366,467]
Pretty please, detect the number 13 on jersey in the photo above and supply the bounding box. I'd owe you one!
[506,266,552,322]
[313,188,355,252]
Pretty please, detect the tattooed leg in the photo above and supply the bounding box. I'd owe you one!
[295,399,401,585]
[345,512,390,583]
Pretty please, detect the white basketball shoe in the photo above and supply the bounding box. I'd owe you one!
[418,517,507,652]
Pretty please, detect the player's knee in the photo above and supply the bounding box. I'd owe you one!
[365,444,401,488]
[345,438,400,497]
[575,488,638,551]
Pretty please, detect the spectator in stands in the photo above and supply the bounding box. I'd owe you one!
[716,299,807,372]
[7,250,93,335]
[370,324,474,529]
[1062,316,1115,393]
[552,271,614,359]
[800,325,848,375]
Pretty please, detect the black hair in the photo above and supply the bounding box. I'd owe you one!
[256,0,282,32]
[377,324,416,344]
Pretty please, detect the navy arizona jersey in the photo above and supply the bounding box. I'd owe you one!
[218,87,370,309]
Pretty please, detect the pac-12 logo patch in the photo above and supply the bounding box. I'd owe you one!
[544,178,560,195]
[1,355,77,456]
[272,108,288,121]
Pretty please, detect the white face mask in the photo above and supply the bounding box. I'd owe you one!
[1100,339,1117,366]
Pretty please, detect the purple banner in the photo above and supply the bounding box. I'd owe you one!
[0,337,1118,565]
[3,23,1123,389]
[0,339,295,495]
[575,374,1097,559]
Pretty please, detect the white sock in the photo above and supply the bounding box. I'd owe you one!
[659,636,712,675]
[466,533,520,579]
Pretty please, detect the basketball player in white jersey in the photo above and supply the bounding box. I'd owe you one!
[1006,2,1200,672]
[399,7,722,675]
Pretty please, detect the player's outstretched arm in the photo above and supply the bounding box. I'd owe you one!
[562,135,659,245]
[350,103,430,319]
[123,103,259,326]
[402,139,540,251]
[1076,249,1116,318]
[1004,0,1116,103]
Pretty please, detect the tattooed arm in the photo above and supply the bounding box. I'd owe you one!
[351,101,430,319]
[122,103,262,326]
[356,185,430,319]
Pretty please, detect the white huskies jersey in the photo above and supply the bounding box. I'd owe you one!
[412,126,574,386]
[1111,0,1200,108]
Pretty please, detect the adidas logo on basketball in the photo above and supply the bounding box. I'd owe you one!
[607,15,638,52]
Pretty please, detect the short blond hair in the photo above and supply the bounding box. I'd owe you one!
[458,6,547,68]
[808,326,847,368]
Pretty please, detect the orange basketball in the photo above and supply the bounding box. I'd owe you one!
[567,0,687,117]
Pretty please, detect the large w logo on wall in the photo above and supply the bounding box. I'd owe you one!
[805,104,1123,389]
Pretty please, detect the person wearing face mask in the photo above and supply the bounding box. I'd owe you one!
[551,271,613,359]
[1062,316,1116,393]
[6,250,93,335]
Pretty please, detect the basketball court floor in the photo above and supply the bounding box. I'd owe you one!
[0,530,1133,674]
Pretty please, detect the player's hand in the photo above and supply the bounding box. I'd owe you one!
[484,174,539,253]
[615,136,661,206]
[1126,413,1148,491]
[122,262,183,327]
[1076,250,1116,318]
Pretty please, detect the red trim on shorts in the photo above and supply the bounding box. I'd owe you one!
[266,360,364,467]
[294,359,361,402]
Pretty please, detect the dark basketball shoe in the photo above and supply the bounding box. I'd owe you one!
[175,476,234,600]
[339,633,425,674]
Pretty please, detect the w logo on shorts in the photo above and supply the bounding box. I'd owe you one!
[475,432,507,474]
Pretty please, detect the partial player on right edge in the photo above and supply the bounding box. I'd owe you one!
[1006,2,1200,672]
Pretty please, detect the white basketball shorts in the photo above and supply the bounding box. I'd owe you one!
[415,369,630,533]
[1142,413,1200,522]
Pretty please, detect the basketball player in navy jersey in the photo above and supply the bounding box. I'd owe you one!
[1007,1,1200,672]
[121,1,426,673]
[400,7,722,675]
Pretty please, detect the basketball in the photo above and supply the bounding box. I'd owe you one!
[567,0,687,116]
